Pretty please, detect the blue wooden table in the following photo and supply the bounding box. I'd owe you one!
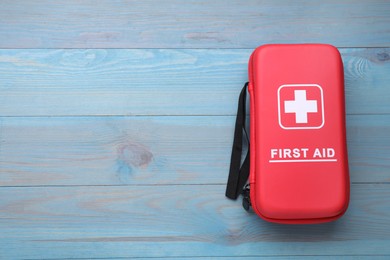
[1,1,390,259]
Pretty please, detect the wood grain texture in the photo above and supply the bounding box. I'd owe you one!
[1,115,389,186]
[1,184,390,259]
[1,1,389,258]
[142,254,389,260]
[128,255,388,260]
[0,48,389,116]
[0,0,390,48]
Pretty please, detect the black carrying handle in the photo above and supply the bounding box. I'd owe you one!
[225,82,250,200]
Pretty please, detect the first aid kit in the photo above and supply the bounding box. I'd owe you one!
[226,44,350,224]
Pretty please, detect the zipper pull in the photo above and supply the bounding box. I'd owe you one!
[242,184,251,211]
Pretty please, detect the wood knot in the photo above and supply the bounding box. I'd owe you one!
[117,143,153,169]
[377,52,390,62]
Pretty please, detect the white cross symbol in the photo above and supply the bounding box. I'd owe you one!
[284,90,317,123]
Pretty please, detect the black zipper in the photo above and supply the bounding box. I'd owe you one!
[242,184,251,211]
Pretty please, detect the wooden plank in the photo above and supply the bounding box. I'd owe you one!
[72,257,389,260]
[150,254,389,260]
[0,49,247,116]
[1,184,390,259]
[0,48,389,116]
[0,0,389,48]
[0,115,389,186]
[145,254,389,260]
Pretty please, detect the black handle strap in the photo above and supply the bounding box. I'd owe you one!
[225,82,250,200]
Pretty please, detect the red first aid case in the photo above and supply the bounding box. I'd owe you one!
[226,44,350,224]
